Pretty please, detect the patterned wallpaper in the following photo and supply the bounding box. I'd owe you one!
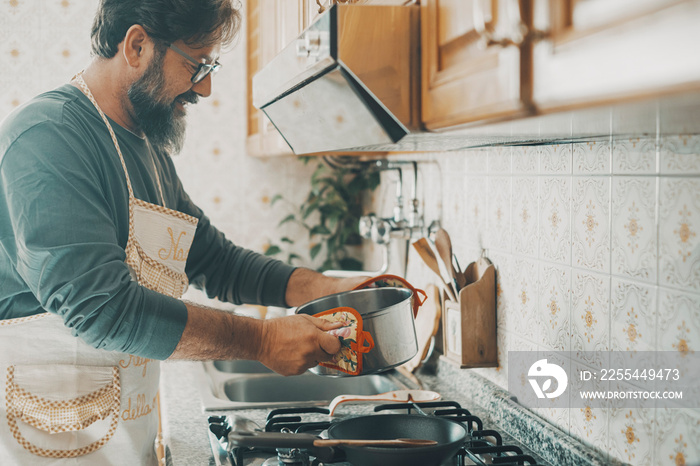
[3,2,700,465]
[385,134,700,465]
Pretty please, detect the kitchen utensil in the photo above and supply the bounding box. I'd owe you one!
[401,284,441,373]
[328,389,441,415]
[434,228,460,289]
[296,287,421,377]
[411,238,457,300]
[313,438,437,447]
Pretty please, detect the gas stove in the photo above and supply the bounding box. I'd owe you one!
[208,400,551,466]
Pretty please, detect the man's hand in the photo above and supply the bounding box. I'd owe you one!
[285,268,370,307]
[256,314,343,375]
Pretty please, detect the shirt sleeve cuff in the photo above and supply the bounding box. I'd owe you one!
[262,261,297,308]
[138,294,188,360]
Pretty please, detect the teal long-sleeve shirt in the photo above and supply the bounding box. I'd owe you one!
[0,84,296,360]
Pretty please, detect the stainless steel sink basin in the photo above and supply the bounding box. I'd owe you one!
[197,360,413,410]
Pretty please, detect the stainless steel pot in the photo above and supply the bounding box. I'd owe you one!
[296,287,418,377]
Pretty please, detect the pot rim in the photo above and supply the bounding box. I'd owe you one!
[295,287,414,318]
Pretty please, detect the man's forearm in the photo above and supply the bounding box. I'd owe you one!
[167,300,344,375]
[284,268,368,307]
[168,301,263,361]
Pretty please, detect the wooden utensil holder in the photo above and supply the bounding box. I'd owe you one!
[442,257,497,368]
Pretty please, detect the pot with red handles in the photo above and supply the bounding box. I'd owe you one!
[296,275,427,377]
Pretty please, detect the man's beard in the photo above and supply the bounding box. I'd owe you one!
[127,53,198,155]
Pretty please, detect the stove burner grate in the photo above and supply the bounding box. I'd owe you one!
[209,400,547,465]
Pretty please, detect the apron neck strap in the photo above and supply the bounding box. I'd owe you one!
[74,73,166,206]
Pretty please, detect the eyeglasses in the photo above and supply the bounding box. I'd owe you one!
[167,43,221,84]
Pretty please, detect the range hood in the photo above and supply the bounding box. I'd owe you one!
[253,4,420,155]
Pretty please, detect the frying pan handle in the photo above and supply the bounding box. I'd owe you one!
[352,274,426,318]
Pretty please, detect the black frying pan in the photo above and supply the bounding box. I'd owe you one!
[327,414,467,466]
[227,414,466,466]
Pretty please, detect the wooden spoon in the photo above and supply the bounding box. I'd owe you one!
[412,238,457,301]
[434,228,466,290]
[314,438,438,448]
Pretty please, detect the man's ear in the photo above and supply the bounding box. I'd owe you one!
[121,24,154,69]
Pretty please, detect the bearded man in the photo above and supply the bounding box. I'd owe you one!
[0,1,363,464]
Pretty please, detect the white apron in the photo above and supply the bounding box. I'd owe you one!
[0,75,198,466]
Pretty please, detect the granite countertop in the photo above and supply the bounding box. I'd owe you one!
[159,357,619,466]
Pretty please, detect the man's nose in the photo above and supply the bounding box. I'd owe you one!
[192,73,212,98]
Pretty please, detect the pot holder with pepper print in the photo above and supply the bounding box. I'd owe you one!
[315,307,374,376]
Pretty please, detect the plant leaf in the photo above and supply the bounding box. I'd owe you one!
[264,245,282,256]
[310,224,331,236]
[278,214,296,226]
[310,243,322,260]
[270,194,283,206]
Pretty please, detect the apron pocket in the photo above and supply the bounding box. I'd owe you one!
[5,364,121,458]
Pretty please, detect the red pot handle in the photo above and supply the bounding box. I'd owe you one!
[352,274,427,318]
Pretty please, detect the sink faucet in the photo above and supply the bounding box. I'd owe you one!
[321,157,436,278]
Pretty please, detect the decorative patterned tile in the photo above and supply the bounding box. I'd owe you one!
[490,251,512,334]
[539,177,571,265]
[611,177,657,283]
[510,257,540,346]
[461,176,489,253]
[659,178,700,292]
[611,136,657,174]
[660,134,700,175]
[539,143,572,174]
[571,271,610,367]
[485,177,511,252]
[657,288,700,354]
[572,177,610,273]
[569,360,610,455]
[463,149,489,174]
[573,140,611,174]
[512,145,539,174]
[534,350,572,434]
[654,409,700,466]
[610,279,657,353]
[511,177,538,257]
[538,263,571,351]
[608,407,655,465]
[488,145,512,174]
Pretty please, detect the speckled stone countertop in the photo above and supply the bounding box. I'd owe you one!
[159,357,621,466]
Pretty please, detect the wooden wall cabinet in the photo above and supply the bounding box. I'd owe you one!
[246,0,409,157]
[420,0,533,131]
[532,0,700,112]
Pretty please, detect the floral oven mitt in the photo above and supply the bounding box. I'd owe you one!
[315,307,374,376]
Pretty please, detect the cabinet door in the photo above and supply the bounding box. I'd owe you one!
[421,0,532,131]
[533,0,700,111]
[246,0,304,157]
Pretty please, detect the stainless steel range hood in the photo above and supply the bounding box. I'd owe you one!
[253,4,420,155]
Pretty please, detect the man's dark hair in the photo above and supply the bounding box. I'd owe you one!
[90,0,241,58]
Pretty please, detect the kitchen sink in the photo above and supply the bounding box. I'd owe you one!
[197,360,413,410]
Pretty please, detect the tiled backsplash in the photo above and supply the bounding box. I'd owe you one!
[385,137,700,465]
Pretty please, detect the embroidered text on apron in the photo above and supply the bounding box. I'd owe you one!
[0,74,198,466]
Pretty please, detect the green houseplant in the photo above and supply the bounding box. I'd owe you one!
[265,157,380,272]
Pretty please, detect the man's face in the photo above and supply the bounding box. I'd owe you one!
[127,40,219,154]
